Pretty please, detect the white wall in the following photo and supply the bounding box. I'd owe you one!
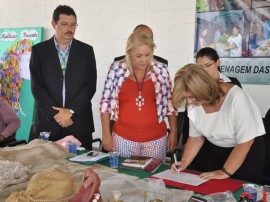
[1,0,269,140]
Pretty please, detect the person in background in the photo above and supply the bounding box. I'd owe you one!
[198,27,208,50]
[207,0,222,11]
[0,97,20,141]
[181,47,242,171]
[262,15,270,40]
[29,5,97,149]
[171,64,265,183]
[224,25,242,57]
[196,47,242,88]
[100,31,177,160]
[114,24,168,65]
[213,26,222,43]
[248,23,261,50]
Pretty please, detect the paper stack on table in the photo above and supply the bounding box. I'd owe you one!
[152,170,208,186]
[69,151,109,162]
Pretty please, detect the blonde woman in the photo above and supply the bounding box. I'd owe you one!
[100,31,177,160]
[182,47,242,172]
[171,64,265,183]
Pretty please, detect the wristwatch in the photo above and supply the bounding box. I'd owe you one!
[69,109,75,114]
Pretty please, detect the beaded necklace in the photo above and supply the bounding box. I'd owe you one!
[133,67,148,111]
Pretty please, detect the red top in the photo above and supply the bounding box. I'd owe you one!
[113,78,167,142]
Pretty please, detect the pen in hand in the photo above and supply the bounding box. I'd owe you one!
[173,153,180,173]
[87,151,99,157]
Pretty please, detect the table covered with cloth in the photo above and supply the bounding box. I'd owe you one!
[0,140,192,202]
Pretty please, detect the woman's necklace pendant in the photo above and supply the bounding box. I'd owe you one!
[136,91,144,111]
[133,67,148,111]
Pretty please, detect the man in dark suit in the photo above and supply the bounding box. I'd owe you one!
[29,5,97,149]
[114,24,168,65]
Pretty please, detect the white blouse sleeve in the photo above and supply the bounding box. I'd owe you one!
[232,89,265,144]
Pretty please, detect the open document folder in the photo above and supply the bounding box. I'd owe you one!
[69,151,109,163]
[151,170,244,194]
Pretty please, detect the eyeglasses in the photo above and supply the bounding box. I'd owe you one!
[58,22,78,29]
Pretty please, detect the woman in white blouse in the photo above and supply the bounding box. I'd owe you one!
[171,64,265,183]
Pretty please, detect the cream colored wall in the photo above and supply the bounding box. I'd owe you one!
[1,0,269,140]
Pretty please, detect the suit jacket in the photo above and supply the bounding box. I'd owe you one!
[29,37,97,144]
[114,55,168,66]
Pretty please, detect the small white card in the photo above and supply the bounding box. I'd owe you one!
[152,170,208,186]
[69,151,109,162]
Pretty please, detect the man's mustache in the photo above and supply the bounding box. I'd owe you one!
[65,31,73,35]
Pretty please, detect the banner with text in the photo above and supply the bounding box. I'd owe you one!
[195,0,270,85]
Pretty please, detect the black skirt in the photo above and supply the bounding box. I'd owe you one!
[203,136,265,183]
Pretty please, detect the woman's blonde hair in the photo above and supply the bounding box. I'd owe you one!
[125,30,156,72]
[172,63,224,108]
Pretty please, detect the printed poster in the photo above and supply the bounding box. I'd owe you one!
[0,27,43,141]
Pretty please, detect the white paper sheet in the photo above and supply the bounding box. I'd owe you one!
[152,170,208,186]
[69,151,109,162]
